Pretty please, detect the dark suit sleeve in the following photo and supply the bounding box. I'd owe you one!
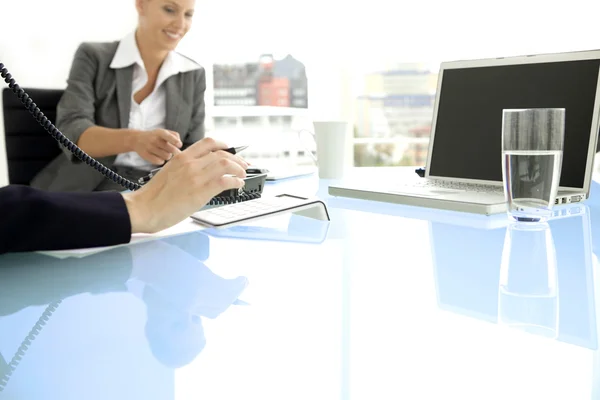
[0,185,131,254]
[182,67,206,150]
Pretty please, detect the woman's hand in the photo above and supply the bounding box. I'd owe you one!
[122,137,249,234]
[131,129,183,164]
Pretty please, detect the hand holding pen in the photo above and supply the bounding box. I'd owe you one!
[138,145,249,184]
[124,138,249,234]
[132,129,183,165]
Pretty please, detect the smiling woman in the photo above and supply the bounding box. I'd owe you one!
[136,0,195,61]
[29,0,209,193]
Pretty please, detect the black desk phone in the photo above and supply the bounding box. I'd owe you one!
[210,171,267,205]
[0,63,265,205]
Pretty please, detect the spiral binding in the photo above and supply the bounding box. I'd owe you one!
[0,301,62,393]
[0,62,140,191]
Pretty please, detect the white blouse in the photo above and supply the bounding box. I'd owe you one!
[109,31,201,171]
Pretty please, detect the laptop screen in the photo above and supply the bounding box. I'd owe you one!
[428,58,600,188]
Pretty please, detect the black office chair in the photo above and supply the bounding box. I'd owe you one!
[2,87,64,185]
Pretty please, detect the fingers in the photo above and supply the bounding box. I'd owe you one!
[217,150,249,170]
[167,130,181,140]
[144,152,167,165]
[206,156,247,179]
[142,130,182,164]
[200,158,248,193]
[156,129,183,148]
[148,147,173,163]
[182,153,247,185]
[212,174,246,191]
[192,149,249,172]
[155,140,181,156]
[180,137,230,159]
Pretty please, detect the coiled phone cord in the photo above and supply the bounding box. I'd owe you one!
[0,62,263,205]
[0,301,62,393]
[0,62,142,191]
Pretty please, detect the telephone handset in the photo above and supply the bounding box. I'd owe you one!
[0,63,265,205]
[0,301,62,393]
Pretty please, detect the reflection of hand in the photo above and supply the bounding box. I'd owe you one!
[131,128,183,165]
[144,285,207,369]
[122,137,249,234]
[132,238,248,369]
[128,237,245,315]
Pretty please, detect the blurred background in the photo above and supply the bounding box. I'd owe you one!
[1,0,599,184]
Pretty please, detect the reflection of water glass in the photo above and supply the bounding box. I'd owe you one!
[501,108,565,222]
[498,222,559,339]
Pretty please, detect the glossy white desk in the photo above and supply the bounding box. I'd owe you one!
[1,167,600,399]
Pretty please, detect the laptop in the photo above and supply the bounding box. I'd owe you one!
[329,50,600,215]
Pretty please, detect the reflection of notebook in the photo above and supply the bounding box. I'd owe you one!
[330,50,600,215]
[261,164,317,181]
[430,204,597,349]
[203,213,329,243]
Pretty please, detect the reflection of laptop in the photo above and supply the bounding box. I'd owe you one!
[330,50,600,215]
[430,204,597,349]
[326,194,584,230]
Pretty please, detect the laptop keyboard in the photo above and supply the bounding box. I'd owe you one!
[396,179,504,193]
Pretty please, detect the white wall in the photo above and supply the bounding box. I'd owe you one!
[2,0,600,186]
[0,0,352,186]
[0,0,138,187]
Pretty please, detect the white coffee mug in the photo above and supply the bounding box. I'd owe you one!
[309,121,348,179]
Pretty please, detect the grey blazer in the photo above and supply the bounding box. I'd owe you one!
[30,41,206,192]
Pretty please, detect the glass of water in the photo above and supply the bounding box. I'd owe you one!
[502,108,565,222]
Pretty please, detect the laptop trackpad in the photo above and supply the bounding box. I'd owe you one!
[389,187,464,197]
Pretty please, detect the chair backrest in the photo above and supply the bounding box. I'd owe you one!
[2,87,64,185]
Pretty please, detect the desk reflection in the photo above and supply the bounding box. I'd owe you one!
[498,222,558,338]
[430,204,596,348]
[203,212,330,243]
[0,232,248,398]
